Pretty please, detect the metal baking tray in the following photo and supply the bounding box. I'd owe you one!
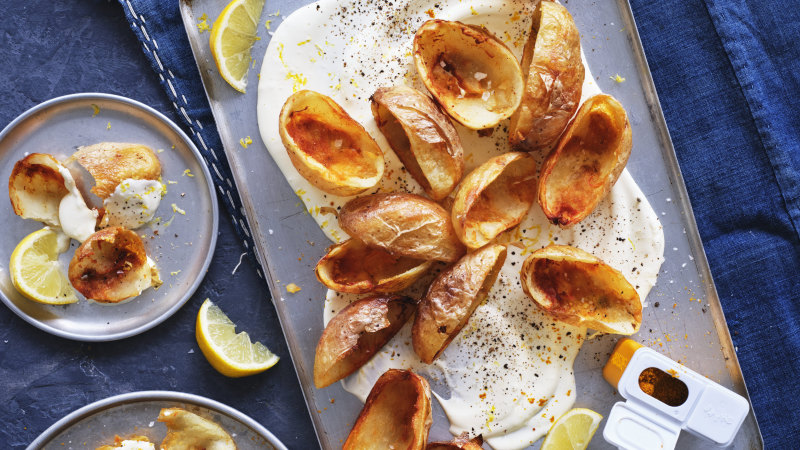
[28,391,286,449]
[179,0,763,448]
[0,93,218,341]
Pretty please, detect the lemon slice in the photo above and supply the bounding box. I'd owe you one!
[196,299,279,377]
[209,0,266,93]
[10,228,77,305]
[541,408,603,450]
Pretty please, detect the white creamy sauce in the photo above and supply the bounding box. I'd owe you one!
[115,440,155,450]
[258,0,665,448]
[57,166,98,243]
[104,178,164,229]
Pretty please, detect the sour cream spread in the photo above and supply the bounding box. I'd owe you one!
[57,166,98,243]
[258,0,665,448]
[114,440,155,450]
[104,178,164,229]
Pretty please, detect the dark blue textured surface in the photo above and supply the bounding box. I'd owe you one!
[0,1,315,448]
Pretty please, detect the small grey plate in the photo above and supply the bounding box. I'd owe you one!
[0,93,218,341]
[27,391,287,450]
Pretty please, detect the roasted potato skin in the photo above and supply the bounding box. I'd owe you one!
[371,86,464,200]
[520,245,641,335]
[452,152,537,249]
[539,94,632,227]
[413,243,507,364]
[279,90,385,197]
[339,193,465,262]
[509,1,584,152]
[427,433,484,450]
[69,142,161,199]
[315,238,432,294]
[314,295,417,388]
[344,369,432,450]
[8,153,68,226]
[413,20,524,130]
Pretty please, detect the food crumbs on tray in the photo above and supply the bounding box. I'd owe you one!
[183,169,194,177]
[91,104,100,117]
[286,283,301,293]
[197,13,211,33]
[239,136,253,148]
[269,10,280,17]
[157,148,165,153]
[171,204,186,215]
[611,74,626,83]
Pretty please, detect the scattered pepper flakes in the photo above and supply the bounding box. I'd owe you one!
[286,283,301,293]
[171,203,186,215]
[197,13,210,33]
[91,104,100,117]
[611,74,626,83]
[183,169,194,177]
[239,136,253,148]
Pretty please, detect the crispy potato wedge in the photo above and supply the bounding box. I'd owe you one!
[428,433,484,450]
[339,193,465,262]
[315,295,417,388]
[158,407,235,450]
[452,152,537,249]
[413,20,524,130]
[279,90,385,196]
[8,153,69,226]
[413,243,506,363]
[343,369,432,450]
[69,142,161,199]
[520,245,641,335]
[539,94,632,227]
[316,239,433,294]
[68,226,154,303]
[371,86,464,200]
[509,1,585,152]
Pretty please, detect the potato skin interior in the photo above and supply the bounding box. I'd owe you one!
[539,94,632,227]
[343,369,432,450]
[8,153,68,225]
[520,245,641,335]
[314,295,417,388]
[428,433,484,450]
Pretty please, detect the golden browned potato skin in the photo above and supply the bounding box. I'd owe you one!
[452,152,537,249]
[371,86,464,200]
[413,20,524,130]
[158,407,236,450]
[343,369,432,450]
[538,94,632,227]
[339,193,465,262]
[68,226,150,303]
[315,238,432,294]
[509,1,584,152]
[413,243,506,364]
[427,433,484,450]
[69,142,161,199]
[279,90,384,197]
[520,245,641,335]
[8,153,68,225]
[314,295,417,388]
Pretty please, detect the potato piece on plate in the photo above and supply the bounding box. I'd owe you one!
[520,245,641,335]
[69,142,161,199]
[413,20,524,130]
[314,295,417,388]
[158,407,235,450]
[539,94,632,227]
[339,192,465,262]
[413,243,506,364]
[67,226,155,303]
[371,86,464,200]
[452,152,537,249]
[279,90,384,196]
[428,433,484,450]
[509,1,584,152]
[315,238,432,294]
[8,153,69,226]
[343,369,432,450]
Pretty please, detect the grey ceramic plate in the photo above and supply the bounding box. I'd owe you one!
[27,391,286,450]
[0,93,218,341]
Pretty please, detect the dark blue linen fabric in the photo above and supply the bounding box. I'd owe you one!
[118,0,800,446]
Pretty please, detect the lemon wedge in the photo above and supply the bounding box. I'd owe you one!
[196,298,279,377]
[10,228,77,305]
[209,0,266,93]
[541,408,603,450]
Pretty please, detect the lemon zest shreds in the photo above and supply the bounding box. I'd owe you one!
[172,203,187,215]
[298,39,311,46]
[183,169,194,177]
[611,74,626,83]
[286,283,301,293]
[106,122,112,130]
[91,104,100,117]
[265,19,273,29]
[470,6,478,15]
[239,136,253,148]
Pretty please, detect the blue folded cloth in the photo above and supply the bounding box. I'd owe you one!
[119,0,799,446]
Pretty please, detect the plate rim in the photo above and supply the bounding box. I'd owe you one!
[0,92,219,342]
[25,390,288,450]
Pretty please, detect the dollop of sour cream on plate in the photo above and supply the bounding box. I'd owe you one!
[258,0,665,448]
[104,178,164,229]
[57,166,98,243]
